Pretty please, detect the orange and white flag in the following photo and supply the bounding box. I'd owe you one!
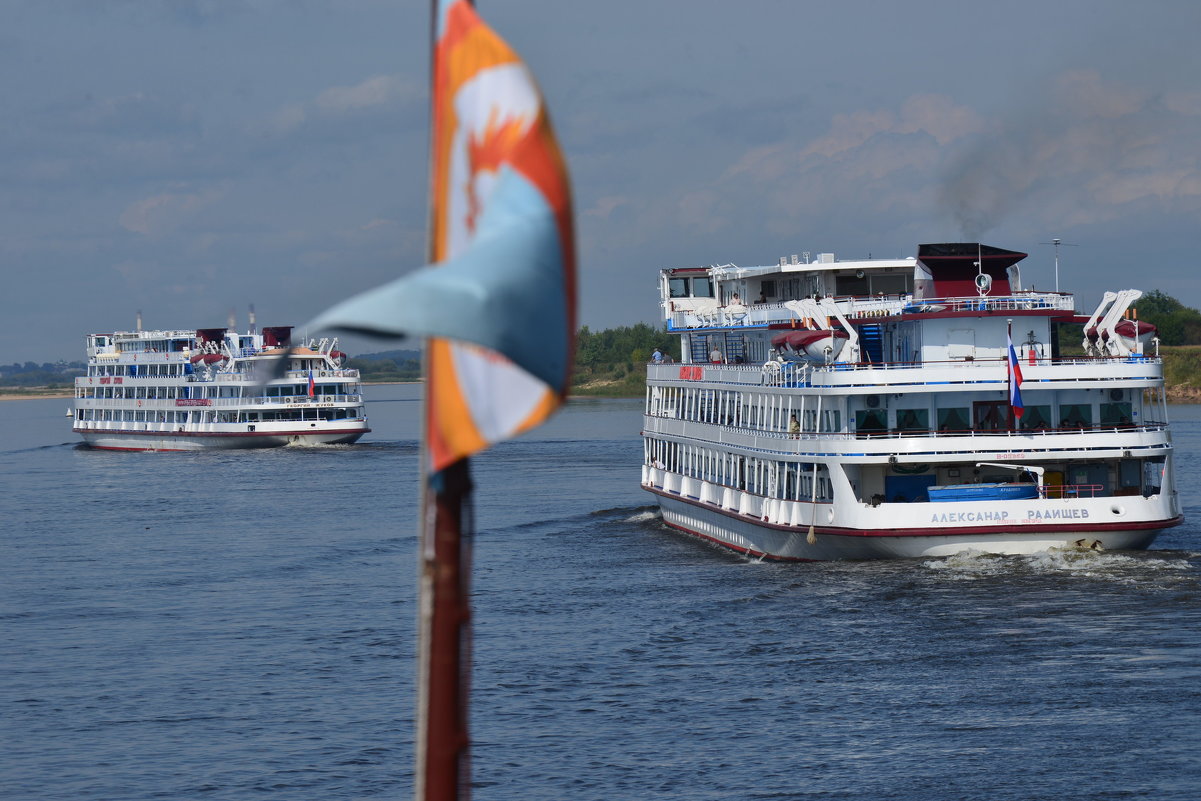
[308,0,575,472]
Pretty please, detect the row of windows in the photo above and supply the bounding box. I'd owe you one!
[645,437,833,502]
[648,385,841,434]
[78,384,359,400]
[77,407,363,424]
[649,382,1142,437]
[856,401,1135,434]
[89,363,189,377]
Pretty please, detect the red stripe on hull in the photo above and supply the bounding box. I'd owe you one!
[74,427,370,438]
[645,485,1182,538]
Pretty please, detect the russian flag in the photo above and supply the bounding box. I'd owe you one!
[1007,329,1024,419]
[307,369,315,398]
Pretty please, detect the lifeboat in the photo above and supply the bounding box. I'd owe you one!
[189,353,206,365]
[330,350,347,366]
[1104,319,1157,352]
[770,329,849,362]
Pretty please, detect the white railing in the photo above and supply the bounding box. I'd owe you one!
[646,355,1161,391]
[81,366,360,381]
[75,395,364,410]
[667,292,1076,330]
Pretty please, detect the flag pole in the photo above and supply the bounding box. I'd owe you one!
[416,1,473,798]
[416,457,473,800]
[1006,318,1014,430]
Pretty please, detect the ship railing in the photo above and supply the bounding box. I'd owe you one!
[1039,484,1104,499]
[248,394,365,405]
[74,394,364,409]
[851,422,1164,439]
[185,367,360,382]
[648,354,1160,387]
[707,422,1164,443]
[665,292,1075,330]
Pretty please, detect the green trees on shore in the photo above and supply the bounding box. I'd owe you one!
[572,323,679,396]
[1133,290,1201,345]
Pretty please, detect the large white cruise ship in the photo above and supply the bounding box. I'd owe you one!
[73,323,370,451]
[641,243,1182,560]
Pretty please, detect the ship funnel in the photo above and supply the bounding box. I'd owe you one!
[915,243,1026,298]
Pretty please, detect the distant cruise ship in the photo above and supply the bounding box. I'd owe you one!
[641,242,1182,559]
[73,324,369,451]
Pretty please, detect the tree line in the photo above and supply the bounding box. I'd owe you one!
[1131,290,1201,346]
[7,292,1200,393]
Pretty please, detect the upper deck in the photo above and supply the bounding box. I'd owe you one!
[80,326,358,384]
[659,243,1156,366]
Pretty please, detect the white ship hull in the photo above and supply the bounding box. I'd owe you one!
[77,426,368,452]
[650,486,1174,561]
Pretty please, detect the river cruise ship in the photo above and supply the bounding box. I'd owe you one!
[73,324,369,451]
[641,243,1182,559]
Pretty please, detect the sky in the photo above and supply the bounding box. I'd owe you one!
[5,0,1201,362]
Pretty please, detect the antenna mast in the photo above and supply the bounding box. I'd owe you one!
[1039,238,1079,292]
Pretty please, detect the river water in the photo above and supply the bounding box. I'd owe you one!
[3,385,1200,800]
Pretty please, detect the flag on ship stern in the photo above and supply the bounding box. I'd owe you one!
[307,369,315,398]
[1007,325,1024,419]
[305,0,575,471]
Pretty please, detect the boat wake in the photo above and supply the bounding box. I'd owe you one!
[621,507,663,524]
[923,546,1197,581]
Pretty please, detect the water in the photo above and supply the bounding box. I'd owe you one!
[3,386,1201,800]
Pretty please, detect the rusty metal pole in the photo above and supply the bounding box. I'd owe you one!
[416,457,473,800]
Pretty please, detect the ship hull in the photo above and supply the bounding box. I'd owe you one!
[77,427,368,452]
[650,488,1178,561]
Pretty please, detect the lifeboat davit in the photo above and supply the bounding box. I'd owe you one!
[771,329,849,362]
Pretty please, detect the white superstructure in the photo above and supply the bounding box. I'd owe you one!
[73,324,369,451]
[642,243,1181,560]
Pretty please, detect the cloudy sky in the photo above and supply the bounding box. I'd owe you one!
[5,0,1201,362]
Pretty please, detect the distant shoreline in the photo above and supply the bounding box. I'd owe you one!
[6,382,1201,404]
[0,380,423,402]
[0,390,74,401]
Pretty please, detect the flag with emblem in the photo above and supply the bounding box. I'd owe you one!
[306,0,575,472]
